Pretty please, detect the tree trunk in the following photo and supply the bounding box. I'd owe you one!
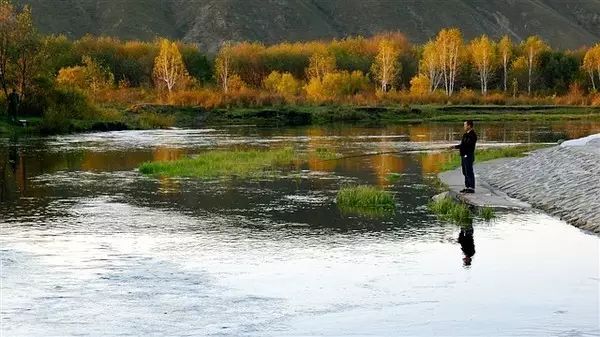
[503,60,508,92]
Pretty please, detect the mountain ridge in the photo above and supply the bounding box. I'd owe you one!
[17,0,600,52]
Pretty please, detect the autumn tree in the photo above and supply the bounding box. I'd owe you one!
[498,35,513,92]
[153,38,188,93]
[510,56,529,95]
[419,40,442,92]
[306,50,336,80]
[13,5,41,98]
[215,41,234,93]
[57,56,114,92]
[469,35,496,95]
[0,0,15,97]
[522,36,549,95]
[583,44,600,91]
[0,0,43,99]
[435,28,463,96]
[409,74,430,96]
[263,70,301,97]
[371,38,401,92]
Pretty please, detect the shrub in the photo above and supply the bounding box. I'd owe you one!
[134,112,176,129]
[409,74,430,96]
[263,71,302,97]
[306,70,370,101]
[56,56,115,93]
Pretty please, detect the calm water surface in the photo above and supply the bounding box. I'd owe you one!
[1,121,599,336]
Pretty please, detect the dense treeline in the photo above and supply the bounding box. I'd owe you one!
[2,0,600,126]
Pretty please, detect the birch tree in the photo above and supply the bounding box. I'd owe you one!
[583,44,600,91]
[435,28,463,96]
[420,40,442,92]
[469,35,496,95]
[371,38,401,92]
[306,50,336,81]
[498,35,512,92]
[153,38,188,93]
[522,36,549,95]
[215,41,234,93]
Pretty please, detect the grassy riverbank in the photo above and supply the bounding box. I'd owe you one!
[2,104,599,136]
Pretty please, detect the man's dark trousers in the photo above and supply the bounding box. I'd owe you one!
[461,155,475,189]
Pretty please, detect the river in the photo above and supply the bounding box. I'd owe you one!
[1,121,599,336]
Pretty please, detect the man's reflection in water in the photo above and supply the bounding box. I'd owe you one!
[458,225,475,266]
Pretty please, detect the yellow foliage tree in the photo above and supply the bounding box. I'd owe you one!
[583,44,600,91]
[153,38,188,93]
[306,70,368,101]
[521,36,549,95]
[420,40,442,92]
[409,74,430,96]
[215,41,235,93]
[306,50,336,80]
[469,35,496,95]
[498,35,513,92]
[435,28,463,96]
[263,71,301,97]
[57,55,114,92]
[510,56,529,95]
[371,38,401,92]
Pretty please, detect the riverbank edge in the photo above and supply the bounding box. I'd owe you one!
[439,145,600,234]
[2,104,600,136]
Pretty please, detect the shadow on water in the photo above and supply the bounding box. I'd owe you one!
[458,225,476,267]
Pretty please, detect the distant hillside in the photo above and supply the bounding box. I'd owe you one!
[17,0,600,52]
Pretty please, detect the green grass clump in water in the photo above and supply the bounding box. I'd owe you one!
[479,206,495,221]
[139,147,297,179]
[429,197,473,225]
[440,144,549,171]
[336,185,396,217]
[312,147,339,160]
[386,172,402,183]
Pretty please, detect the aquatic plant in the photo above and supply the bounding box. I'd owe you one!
[479,206,495,221]
[139,147,298,179]
[336,185,396,217]
[386,172,403,183]
[428,196,473,225]
[312,147,339,160]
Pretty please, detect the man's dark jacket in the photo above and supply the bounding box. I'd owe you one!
[454,130,477,157]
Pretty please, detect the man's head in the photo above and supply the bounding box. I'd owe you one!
[464,120,474,132]
[11,88,16,93]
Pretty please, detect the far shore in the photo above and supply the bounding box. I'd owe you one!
[2,104,599,136]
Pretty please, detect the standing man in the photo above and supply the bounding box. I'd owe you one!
[7,88,20,123]
[453,120,477,193]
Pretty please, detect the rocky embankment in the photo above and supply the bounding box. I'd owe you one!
[477,135,600,233]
